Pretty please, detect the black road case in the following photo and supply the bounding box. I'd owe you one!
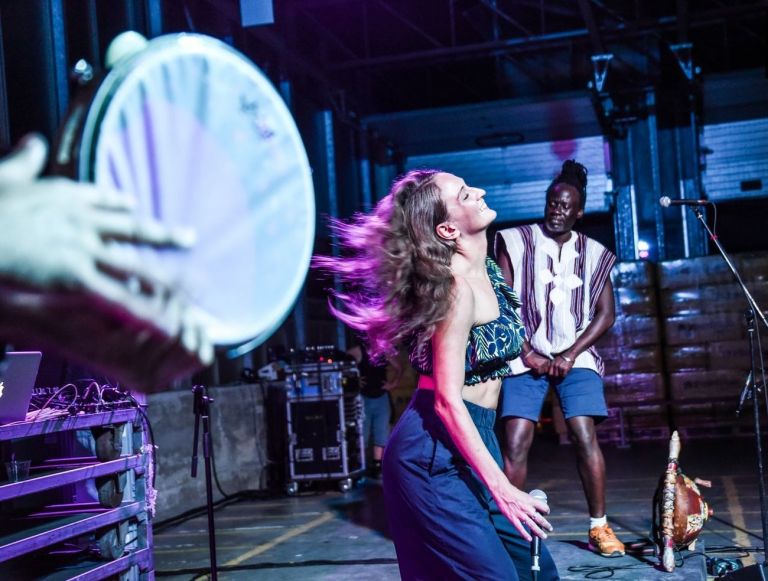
[285,392,365,494]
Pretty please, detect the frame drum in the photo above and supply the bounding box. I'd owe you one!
[58,34,315,352]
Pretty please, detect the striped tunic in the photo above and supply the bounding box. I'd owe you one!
[495,224,615,377]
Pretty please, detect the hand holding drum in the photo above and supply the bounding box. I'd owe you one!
[0,32,315,391]
[0,133,213,391]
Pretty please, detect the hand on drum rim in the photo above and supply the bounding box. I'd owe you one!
[0,133,214,390]
[76,33,316,348]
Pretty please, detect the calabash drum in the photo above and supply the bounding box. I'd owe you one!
[54,33,315,353]
[654,430,713,572]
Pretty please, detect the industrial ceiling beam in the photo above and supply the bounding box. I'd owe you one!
[375,0,444,48]
[462,1,545,91]
[195,0,355,112]
[291,4,360,60]
[502,0,581,18]
[475,0,533,36]
[676,0,689,43]
[290,0,363,6]
[710,0,765,44]
[333,26,588,70]
[577,0,605,53]
[329,4,767,71]
[369,0,489,100]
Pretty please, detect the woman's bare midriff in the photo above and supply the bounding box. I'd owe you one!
[417,375,503,410]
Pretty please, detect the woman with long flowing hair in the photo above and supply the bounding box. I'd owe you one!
[314,170,559,580]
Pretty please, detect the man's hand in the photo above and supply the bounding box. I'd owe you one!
[549,352,576,378]
[0,284,213,391]
[522,350,551,375]
[0,134,195,292]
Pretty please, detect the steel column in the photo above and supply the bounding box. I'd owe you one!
[0,0,69,142]
[0,12,9,149]
[317,110,347,351]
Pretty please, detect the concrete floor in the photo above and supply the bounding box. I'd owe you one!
[153,436,767,580]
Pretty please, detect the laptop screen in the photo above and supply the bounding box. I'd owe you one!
[0,351,42,424]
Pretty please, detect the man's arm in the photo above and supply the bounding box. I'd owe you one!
[550,277,616,378]
[496,235,515,289]
[497,234,551,375]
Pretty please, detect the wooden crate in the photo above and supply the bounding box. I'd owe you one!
[665,344,708,371]
[668,369,747,400]
[671,400,763,439]
[597,423,670,443]
[665,341,765,371]
[658,252,768,290]
[659,255,732,289]
[660,281,768,316]
[664,312,746,345]
[600,402,668,427]
[612,260,656,289]
[601,346,662,375]
[709,340,768,370]
[603,372,665,405]
[614,286,658,317]
[596,316,660,349]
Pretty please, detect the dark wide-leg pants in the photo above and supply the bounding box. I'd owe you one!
[382,389,559,581]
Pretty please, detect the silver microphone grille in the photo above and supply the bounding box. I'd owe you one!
[529,489,548,506]
[659,196,672,208]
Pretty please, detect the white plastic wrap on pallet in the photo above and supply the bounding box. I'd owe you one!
[406,135,610,223]
[702,118,768,201]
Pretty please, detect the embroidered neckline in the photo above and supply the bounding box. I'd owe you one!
[535,226,583,306]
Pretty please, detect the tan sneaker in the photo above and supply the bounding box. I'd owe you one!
[588,524,625,557]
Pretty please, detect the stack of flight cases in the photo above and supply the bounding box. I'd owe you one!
[266,360,365,495]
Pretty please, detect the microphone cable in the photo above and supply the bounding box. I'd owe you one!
[566,541,764,579]
[566,551,703,579]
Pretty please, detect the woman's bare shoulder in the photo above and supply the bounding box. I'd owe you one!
[441,274,475,327]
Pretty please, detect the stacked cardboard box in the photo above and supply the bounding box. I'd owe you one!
[659,253,768,437]
[595,261,668,442]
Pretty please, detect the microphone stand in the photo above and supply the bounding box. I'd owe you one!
[689,206,768,580]
[191,385,218,581]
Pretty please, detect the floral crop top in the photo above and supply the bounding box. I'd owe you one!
[409,257,526,385]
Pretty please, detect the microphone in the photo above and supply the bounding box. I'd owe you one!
[736,371,754,417]
[659,196,710,208]
[529,489,548,580]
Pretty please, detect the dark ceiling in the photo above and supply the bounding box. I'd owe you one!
[169,0,768,155]
[239,0,768,117]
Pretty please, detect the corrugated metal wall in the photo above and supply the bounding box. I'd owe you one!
[404,116,768,224]
[701,118,768,201]
[405,136,610,223]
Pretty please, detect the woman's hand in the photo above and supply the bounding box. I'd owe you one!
[491,481,553,542]
[432,280,552,541]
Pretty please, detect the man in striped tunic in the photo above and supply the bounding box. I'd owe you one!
[495,160,625,557]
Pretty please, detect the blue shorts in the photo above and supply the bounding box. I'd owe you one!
[499,368,607,423]
[363,393,391,448]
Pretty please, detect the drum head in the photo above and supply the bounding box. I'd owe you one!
[79,34,315,348]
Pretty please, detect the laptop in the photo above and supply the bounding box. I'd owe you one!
[0,351,42,424]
